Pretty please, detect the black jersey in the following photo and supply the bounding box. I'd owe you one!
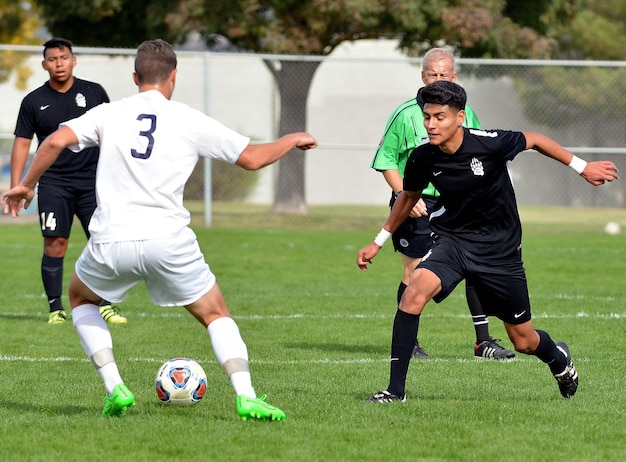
[14,77,109,185]
[404,128,527,259]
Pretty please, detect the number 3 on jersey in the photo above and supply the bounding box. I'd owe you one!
[131,114,157,159]
[41,212,57,231]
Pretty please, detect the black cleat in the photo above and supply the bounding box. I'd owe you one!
[474,338,516,360]
[411,343,431,359]
[553,342,579,398]
[368,390,406,403]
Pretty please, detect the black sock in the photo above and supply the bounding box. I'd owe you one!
[397,281,420,344]
[534,330,566,373]
[387,309,420,397]
[396,281,407,305]
[465,282,490,343]
[42,254,64,312]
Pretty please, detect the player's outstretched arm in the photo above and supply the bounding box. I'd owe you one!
[2,126,78,217]
[236,132,317,171]
[524,132,619,186]
[357,191,421,271]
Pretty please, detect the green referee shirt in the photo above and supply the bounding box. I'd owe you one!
[371,92,481,197]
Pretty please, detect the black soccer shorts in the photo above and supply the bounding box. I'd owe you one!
[391,195,438,259]
[417,236,532,325]
[37,181,97,238]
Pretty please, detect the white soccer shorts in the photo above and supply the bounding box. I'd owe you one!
[75,227,215,306]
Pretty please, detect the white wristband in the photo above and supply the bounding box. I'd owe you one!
[568,155,587,175]
[374,228,392,247]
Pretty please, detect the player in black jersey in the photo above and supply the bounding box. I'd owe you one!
[358,81,619,402]
[10,38,126,324]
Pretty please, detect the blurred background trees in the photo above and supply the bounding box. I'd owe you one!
[3,0,624,211]
[0,0,41,89]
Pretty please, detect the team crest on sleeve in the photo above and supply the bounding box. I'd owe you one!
[470,157,484,176]
[75,93,87,108]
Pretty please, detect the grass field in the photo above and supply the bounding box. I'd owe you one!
[0,205,625,461]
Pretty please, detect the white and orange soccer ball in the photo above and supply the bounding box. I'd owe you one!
[155,358,207,406]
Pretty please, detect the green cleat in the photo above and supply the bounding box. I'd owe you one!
[99,305,128,324]
[236,394,286,421]
[48,310,67,324]
[102,383,135,417]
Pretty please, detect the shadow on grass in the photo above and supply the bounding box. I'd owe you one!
[0,400,89,416]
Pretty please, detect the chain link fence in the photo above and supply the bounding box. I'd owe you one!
[1,41,624,226]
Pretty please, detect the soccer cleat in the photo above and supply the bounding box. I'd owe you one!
[237,394,286,421]
[102,383,135,417]
[368,390,406,403]
[411,343,431,359]
[553,342,579,398]
[48,309,67,324]
[474,338,516,360]
[99,305,128,324]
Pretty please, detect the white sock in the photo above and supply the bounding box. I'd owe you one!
[98,363,123,395]
[72,304,122,394]
[207,317,255,398]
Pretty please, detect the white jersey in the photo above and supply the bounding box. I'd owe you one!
[62,90,249,243]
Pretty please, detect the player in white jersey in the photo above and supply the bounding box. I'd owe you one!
[2,39,317,420]
[64,86,251,243]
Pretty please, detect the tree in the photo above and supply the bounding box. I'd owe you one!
[566,0,626,60]
[162,0,572,212]
[517,1,626,127]
[0,0,41,89]
[34,0,174,48]
[517,0,626,163]
[35,0,581,212]
[164,1,443,213]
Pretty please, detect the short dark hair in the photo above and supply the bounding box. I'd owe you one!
[134,39,178,85]
[421,81,467,111]
[43,38,73,57]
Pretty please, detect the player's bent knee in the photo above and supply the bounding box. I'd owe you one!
[513,343,534,354]
[510,333,540,354]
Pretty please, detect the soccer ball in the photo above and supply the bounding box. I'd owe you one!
[155,358,207,406]
[604,221,621,235]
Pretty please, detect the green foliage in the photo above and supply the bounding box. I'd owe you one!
[514,1,626,129]
[35,0,574,59]
[0,0,41,89]
[0,206,625,461]
[34,0,177,47]
[505,0,584,36]
[32,0,620,61]
[568,1,626,60]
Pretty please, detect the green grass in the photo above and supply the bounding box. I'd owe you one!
[0,205,625,461]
